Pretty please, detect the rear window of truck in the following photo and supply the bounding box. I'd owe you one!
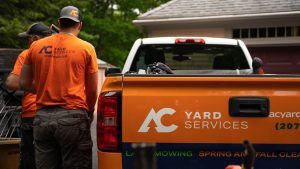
[129,44,250,74]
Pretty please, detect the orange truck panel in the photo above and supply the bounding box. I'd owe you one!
[98,151,122,169]
[122,76,300,144]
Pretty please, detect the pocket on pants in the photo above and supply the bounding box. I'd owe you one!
[33,117,41,126]
[57,117,83,126]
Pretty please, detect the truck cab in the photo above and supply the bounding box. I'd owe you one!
[122,37,254,75]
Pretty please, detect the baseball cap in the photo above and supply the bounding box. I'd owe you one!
[59,6,81,22]
[18,23,51,37]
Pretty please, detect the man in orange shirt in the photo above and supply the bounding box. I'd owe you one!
[5,23,52,169]
[20,6,98,169]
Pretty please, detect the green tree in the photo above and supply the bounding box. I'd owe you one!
[0,0,171,67]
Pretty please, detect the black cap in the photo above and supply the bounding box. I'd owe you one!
[59,6,81,22]
[18,23,51,37]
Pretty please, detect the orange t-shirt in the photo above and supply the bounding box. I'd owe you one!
[11,49,36,118]
[25,33,98,111]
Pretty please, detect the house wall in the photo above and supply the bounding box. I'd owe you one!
[148,27,227,37]
[142,16,300,45]
[140,16,300,74]
[98,68,106,90]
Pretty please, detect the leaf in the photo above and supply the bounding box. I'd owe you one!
[0,0,171,67]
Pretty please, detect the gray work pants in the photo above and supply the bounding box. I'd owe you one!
[33,107,92,169]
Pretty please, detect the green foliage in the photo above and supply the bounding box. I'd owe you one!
[0,0,171,67]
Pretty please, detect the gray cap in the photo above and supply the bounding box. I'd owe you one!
[59,6,81,22]
[18,23,51,38]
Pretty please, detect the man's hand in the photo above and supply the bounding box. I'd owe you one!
[225,165,242,169]
[85,72,98,121]
[87,109,95,124]
[5,74,20,91]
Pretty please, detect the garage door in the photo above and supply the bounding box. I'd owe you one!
[248,46,300,74]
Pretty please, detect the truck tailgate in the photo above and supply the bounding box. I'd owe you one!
[122,76,300,169]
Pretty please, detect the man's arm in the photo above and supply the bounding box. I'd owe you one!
[5,74,20,91]
[85,72,98,118]
[20,64,36,93]
[6,50,26,91]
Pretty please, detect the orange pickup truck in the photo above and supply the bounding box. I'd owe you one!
[97,37,300,169]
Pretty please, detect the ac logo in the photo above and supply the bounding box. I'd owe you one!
[69,10,78,17]
[39,46,52,54]
[138,108,178,133]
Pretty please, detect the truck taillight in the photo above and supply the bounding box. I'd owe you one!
[97,91,121,152]
[175,38,205,44]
